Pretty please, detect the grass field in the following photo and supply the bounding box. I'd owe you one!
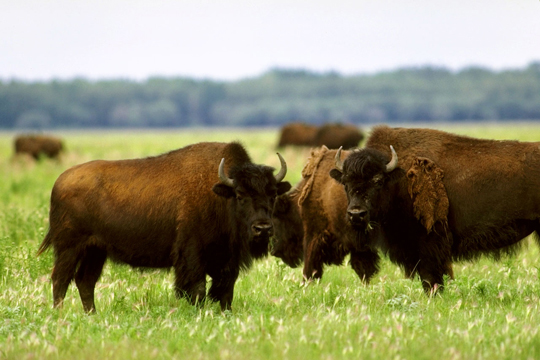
[2,123,540,359]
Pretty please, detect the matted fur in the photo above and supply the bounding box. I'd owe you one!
[407,157,449,233]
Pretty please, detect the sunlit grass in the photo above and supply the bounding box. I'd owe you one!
[2,123,540,359]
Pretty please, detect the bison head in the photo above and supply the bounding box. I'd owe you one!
[270,191,304,268]
[329,146,398,231]
[212,153,291,256]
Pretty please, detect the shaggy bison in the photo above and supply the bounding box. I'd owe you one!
[272,146,380,282]
[331,125,540,293]
[14,134,64,160]
[37,142,291,312]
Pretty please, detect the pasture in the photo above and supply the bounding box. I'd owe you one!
[1,123,540,359]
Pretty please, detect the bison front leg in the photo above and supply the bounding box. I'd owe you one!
[417,234,452,295]
[208,270,239,311]
[349,249,380,284]
[302,237,324,281]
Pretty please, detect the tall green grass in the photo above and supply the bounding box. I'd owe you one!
[2,123,540,359]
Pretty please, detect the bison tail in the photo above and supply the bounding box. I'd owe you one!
[36,231,53,256]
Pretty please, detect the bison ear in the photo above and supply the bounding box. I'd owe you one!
[212,183,236,198]
[273,193,291,214]
[329,169,343,183]
[277,181,292,196]
[407,157,449,233]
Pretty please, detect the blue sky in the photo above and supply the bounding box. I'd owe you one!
[1,0,539,81]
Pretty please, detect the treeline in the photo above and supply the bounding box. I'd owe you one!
[1,62,540,129]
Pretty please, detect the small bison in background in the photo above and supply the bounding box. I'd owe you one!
[276,122,318,148]
[14,134,64,160]
[276,122,364,149]
[331,125,539,294]
[37,141,291,312]
[272,146,380,282]
[313,123,364,150]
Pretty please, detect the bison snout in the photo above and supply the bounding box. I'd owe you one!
[252,222,274,237]
[347,208,368,227]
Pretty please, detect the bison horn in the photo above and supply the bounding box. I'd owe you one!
[274,153,287,183]
[218,158,235,187]
[385,145,398,172]
[334,146,344,172]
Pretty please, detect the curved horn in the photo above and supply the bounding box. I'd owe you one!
[334,146,344,172]
[274,153,287,183]
[385,145,398,172]
[218,158,234,187]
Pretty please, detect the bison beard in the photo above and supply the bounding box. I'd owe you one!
[330,125,540,294]
[37,142,291,312]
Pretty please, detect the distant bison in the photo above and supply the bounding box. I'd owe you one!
[37,141,291,312]
[276,122,363,150]
[276,122,318,148]
[14,134,64,160]
[313,123,364,150]
[331,125,539,293]
[272,146,380,282]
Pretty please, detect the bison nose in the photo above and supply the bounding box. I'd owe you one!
[347,209,367,224]
[252,222,274,237]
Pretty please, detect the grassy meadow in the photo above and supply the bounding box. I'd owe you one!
[2,123,540,359]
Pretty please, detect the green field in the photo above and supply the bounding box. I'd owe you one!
[2,123,540,359]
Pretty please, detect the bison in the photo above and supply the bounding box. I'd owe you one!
[14,134,64,160]
[313,123,364,149]
[276,122,364,150]
[330,125,539,293]
[276,122,318,148]
[37,141,291,312]
[272,146,380,282]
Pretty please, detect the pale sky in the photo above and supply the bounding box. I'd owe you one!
[1,0,539,81]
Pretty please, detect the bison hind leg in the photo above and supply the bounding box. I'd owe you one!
[74,246,107,313]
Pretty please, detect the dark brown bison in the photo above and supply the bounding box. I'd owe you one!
[330,125,540,293]
[272,146,380,282]
[37,142,291,312]
[14,134,64,160]
[313,123,364,149]
[276,122,318,148]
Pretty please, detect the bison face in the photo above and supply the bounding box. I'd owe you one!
[330,146,398,232]
[270,192,304,268]
[212,154,291,254]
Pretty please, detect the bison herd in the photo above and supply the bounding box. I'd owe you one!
[28,124,540,312]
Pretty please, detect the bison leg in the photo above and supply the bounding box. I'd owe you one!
[415,232,452,295]
[74,246,107,314]
[51,249,81,309]
[349,249,380,284]
[172,245,207,306]
[302,239,324,281]
[208,270,239,311]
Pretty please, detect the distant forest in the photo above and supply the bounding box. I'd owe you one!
[1,62,540,129]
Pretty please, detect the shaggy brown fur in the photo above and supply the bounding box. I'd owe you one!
[38,141,291,312]
[331,125,540,293]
